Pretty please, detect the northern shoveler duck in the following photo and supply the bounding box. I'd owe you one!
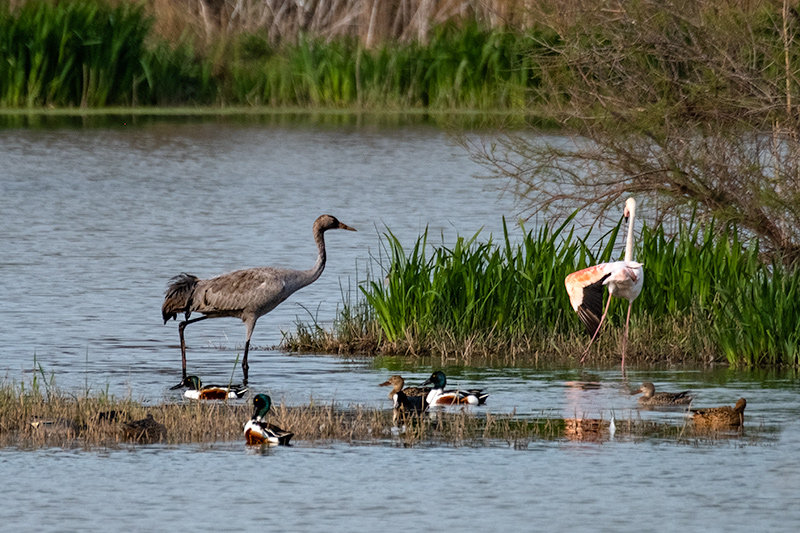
[170,375,248,400]
[244,394,294,446]
[421,371,488,406]
[121,414,167,443]
[632,382,693,407]
[379,375,428,413]
[691,398,747,429]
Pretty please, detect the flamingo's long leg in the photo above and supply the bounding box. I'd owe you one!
[580,294,614,363]
[621,301,633,372]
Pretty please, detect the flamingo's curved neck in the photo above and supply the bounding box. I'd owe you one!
[625,202,636,262]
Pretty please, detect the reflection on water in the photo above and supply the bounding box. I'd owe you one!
[0,118,798,532]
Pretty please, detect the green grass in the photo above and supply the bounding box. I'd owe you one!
[311,216,800,367]
[0,1,555,109]
[0,0,151,107]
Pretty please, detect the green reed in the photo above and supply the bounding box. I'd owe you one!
[0,0,151,107]
[1,2,552,109]
[355,216,800,367]
[711,261,800,366]
[360,217,604,344]
[235,22,553,109]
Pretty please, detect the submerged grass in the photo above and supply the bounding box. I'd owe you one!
[0,382,766,450]
[286,216,800,368]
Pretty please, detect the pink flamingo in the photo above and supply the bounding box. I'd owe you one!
[565,198,644,371]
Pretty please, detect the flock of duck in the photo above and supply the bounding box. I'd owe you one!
[159,371,747,447]
[27,373,748,446]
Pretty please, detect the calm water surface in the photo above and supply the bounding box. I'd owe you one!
[0,117,798,531]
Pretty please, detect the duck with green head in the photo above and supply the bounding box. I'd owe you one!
[244,394,294,446]
[422,371,488,406]
[170,375,248,400]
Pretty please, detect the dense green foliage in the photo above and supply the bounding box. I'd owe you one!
[0,0,554,109]
[359,219,800,367]
[0,0,215,107]
[227,24,553,108]
[0,0,150,106]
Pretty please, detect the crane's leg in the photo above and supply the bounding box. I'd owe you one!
[580,295,614,363]
[620,301,633,373]
[242,320,256,385]
[178,316,208,379]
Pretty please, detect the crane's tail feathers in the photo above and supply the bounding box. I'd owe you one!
[162,273,199,324]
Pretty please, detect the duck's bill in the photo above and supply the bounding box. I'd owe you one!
[378,380,391,387]
[170,379,188,390]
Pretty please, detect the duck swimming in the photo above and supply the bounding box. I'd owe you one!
[421,371,488,406]
[170,375,248,400]
[632,382,693,407]
[691,398,747,429]
[379,375,428,413]
[244,394,294,446]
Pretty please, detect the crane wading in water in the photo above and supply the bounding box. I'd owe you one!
[162,214,356,384]
[565,198,644,371]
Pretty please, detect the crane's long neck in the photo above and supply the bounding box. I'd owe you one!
[302,226,328,286]
[625,205,636,262]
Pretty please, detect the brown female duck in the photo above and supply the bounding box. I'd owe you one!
[632,382,693,407]
[378,375,429,412]
[691,398,747,429]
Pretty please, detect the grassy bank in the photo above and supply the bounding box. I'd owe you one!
[0,0,555,109]
[286,218,800,368]
[0,382,764,450]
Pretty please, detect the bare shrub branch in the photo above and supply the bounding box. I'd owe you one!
[470,0,800,262]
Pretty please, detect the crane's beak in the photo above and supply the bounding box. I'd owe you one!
[338,222,356,232]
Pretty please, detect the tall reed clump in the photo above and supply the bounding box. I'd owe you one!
[0,0,149,107]
[360,217,606,347]
[205,22,556,109]
[351,216,800,367]
[0,0,215,107]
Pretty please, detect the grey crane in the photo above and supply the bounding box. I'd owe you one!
[162,214,356,384]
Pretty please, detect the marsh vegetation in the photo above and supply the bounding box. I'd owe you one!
[0,381,766,450]
[287,216,800,368]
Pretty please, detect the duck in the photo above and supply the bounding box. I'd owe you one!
[421,371,488,406]
[379,375,428,413]
[244,394,294,446]
[691,398,747,429]
[632,382,693,407]
[121,414,167,443]
[29,417,78,437]
[170,375,248,400]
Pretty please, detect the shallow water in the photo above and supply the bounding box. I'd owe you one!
[0,116,798,531]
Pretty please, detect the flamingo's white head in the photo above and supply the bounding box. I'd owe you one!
[624,197,636,219]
